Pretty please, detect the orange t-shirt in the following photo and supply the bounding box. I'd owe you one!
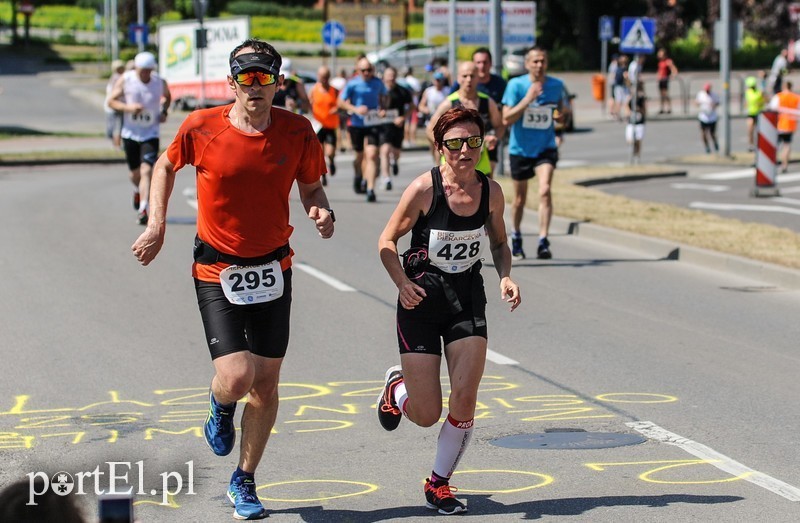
[167,105,325,282]
[310,83,340,130]
[776,91,800,133]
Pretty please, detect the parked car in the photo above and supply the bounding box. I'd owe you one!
[366,39,448,71]
[503,47,527,78]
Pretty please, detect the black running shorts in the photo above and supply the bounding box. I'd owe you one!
[509,150,559,181]
[487,146,498,163]
[122,137,160,171]
[396,272,487,356]
[379,124,404,149]
[317,127,337,146]
[194,269,292,360]
[347,126,381,152]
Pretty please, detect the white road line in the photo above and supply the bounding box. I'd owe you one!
[779,173,800,182]
[772,196,800,206]
[699,168,756,180]
[670,182,730,192]
[627,421,800,502]
[689,202,800,216]
[558,159,589,168]
[183,186,198,210]
[294,262,356,292]
[486,349,519,365]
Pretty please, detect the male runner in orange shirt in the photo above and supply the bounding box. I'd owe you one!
[770,80,800,173]
[310,65,340,185]
[132,39,334,520]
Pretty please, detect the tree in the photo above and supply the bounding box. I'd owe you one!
[648,0,689,46]
[742,0,794,45]
[536,0,649,69]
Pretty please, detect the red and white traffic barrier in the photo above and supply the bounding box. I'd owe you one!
[753,110,781,197]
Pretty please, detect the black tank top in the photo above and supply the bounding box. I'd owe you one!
[451,96,492,132]
[273,79,299,108]
[410,166,490,274]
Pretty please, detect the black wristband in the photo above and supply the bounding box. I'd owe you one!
[324,208,336,222]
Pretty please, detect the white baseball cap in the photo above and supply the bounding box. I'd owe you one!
[280,58,293,77]
[134,51,157,70]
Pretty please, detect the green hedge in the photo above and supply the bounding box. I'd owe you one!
[1,5,97,31]
[227,1,321,20]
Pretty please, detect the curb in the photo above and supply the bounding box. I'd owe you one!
[0,157,126,167]
[562,217,800,290]
[574,170,686,186]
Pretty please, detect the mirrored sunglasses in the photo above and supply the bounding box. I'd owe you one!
[442,135,483,151]
[233,71,277,87]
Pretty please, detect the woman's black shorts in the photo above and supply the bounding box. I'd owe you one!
[396,271,487,356]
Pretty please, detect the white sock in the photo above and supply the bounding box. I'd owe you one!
[394,381,408,415]
[432,414,474,478]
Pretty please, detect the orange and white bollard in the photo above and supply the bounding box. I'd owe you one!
[753,110,781,197]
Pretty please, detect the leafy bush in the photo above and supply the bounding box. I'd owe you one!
[13,5,98,31]
[250,16,323,43]
[548,45,582,72]
[55,33,78,45]
[227,1,321,20]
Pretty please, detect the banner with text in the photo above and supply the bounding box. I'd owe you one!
[424,1,536,46]
[157,17,250,100]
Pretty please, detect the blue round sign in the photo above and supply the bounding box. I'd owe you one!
[323,20,346,48]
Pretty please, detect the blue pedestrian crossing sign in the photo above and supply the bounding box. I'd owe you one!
[619,17,656,54]
[599,16,614,41]
[323,20,346,48]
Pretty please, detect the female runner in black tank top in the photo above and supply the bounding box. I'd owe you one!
[375,106,521,514]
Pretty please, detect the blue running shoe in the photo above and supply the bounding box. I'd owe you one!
[227,475,266,520]
[511,235,525,260]
[204,390,236,456]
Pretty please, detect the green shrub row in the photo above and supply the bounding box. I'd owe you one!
[226,1,321,20]
[0,5,98,31]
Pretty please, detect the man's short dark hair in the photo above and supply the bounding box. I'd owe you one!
[229,39,282,71]
[472,47,492,61]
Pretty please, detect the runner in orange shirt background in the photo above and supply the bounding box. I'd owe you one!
[310,65,341,185]
[770,80,800,173]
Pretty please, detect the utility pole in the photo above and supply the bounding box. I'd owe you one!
[137,0,145,52]
[720,0,731,157]
[489,0,504,176]
[448,0,456,74]
[110,0,119,60]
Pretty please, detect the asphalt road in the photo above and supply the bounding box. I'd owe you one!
[1,150,800,522]
[1,53,800,522]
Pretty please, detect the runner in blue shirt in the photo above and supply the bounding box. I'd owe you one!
[502,47,564,260]
[339,57,388,202]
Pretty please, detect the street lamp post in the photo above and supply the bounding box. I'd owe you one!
[720,0,731,157]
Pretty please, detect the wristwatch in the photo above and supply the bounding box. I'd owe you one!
[324,208,336,222]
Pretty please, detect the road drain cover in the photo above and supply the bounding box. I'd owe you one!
[490,431,646,450]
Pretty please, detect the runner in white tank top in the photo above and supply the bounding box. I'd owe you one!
[107,51,171,225]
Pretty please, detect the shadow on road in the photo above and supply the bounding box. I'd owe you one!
[0,42,74,75]
[266,493,744,521]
